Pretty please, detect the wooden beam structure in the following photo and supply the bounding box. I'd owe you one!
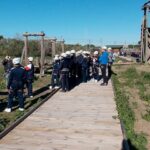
[40,35,45,77]
[141,1,150,62]
[22,32,45,77]
[57,39,65,53]
[45,37,57,58]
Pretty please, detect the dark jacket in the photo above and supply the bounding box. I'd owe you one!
[52,61,60,75]
[81,57,88,69]
[7,65,26,90]
[59,57,70,72]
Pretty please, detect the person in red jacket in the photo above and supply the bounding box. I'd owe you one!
[24,57,34,98]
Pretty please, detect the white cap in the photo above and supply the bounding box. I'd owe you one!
[83,51,87,54]
[71,50,75,54]
[62,53,67,57]
[28,57,33,61]
[108,47,112,50]
[76,51,80,56]
[54,56,59,61]
[13,58,20,65]
[102,46,107,50]
[77,51,81,54]
[94,51,98,55]
[5,56,9,59]
[61,53,65,57]
[86,51,90,55]
[55,54,59,57]
[80,50,83,53]
[66,51,71,55]
[59,56,63,60]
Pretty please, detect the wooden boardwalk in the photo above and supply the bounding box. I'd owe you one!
[0,80,123,150]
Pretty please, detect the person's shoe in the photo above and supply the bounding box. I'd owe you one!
[94,80,98,83]
[66,89,69,92]
[19,108,24,111]
[100,83,107,86]
[49,86,52,89]
[60,89,66,92]
[4,108,11,113]
[54,86,59,89]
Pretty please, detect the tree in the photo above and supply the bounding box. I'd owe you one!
[0,35,4,40]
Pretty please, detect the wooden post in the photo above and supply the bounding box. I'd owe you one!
[141,2,150,62]
[52,39,56,58]
[61,39,65,53]
[40,35,45,77]
[23,32,45,76]
[24,36,28,65]
[21,46,25,64]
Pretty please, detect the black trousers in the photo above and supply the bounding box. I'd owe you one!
[61,72,69,91]
[101,64,107,84]
[8,88,24,108]
[26,80,33,96]
[108,63,112,79]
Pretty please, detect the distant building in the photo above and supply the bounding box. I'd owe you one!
[106,45,123,53]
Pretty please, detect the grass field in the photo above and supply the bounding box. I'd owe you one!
[112,64,150,150]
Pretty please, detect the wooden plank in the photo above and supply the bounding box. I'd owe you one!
[0,80,123,150]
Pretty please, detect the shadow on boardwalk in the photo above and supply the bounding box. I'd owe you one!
[122,139,138,150]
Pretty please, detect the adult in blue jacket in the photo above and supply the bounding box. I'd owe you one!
[98,46,108,85]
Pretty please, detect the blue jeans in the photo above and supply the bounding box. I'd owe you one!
[51,74,59,88]
[82,68,88,83]
[61,72,69,91]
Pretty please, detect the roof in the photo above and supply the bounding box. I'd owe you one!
[106,45,123,49]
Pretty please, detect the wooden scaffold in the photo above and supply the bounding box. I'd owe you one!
[57,39,65,53]
[44,38,65,58]
[141,1,150,62]
[21,32,45,77]
[44,37,57,58]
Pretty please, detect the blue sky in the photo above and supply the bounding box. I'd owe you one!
[0,0,148,45]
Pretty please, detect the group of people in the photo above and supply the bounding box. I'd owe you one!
[50,46,115,92]
[2,57,34,112]
[2,46,115,113]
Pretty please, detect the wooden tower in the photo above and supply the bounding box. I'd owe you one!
[141,1,150,62]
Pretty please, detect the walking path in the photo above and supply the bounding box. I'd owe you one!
[0,80,123,150]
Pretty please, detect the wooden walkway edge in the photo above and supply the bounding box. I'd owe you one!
[0,80,123,150]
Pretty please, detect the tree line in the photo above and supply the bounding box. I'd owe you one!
[0,35,97,57]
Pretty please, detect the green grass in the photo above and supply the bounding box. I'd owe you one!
[114,56,131,63]
[0,67,6,90]
[112,74,148,150]
[0,116,10,132]
[142,113,150,122]
[132,102,138,109]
